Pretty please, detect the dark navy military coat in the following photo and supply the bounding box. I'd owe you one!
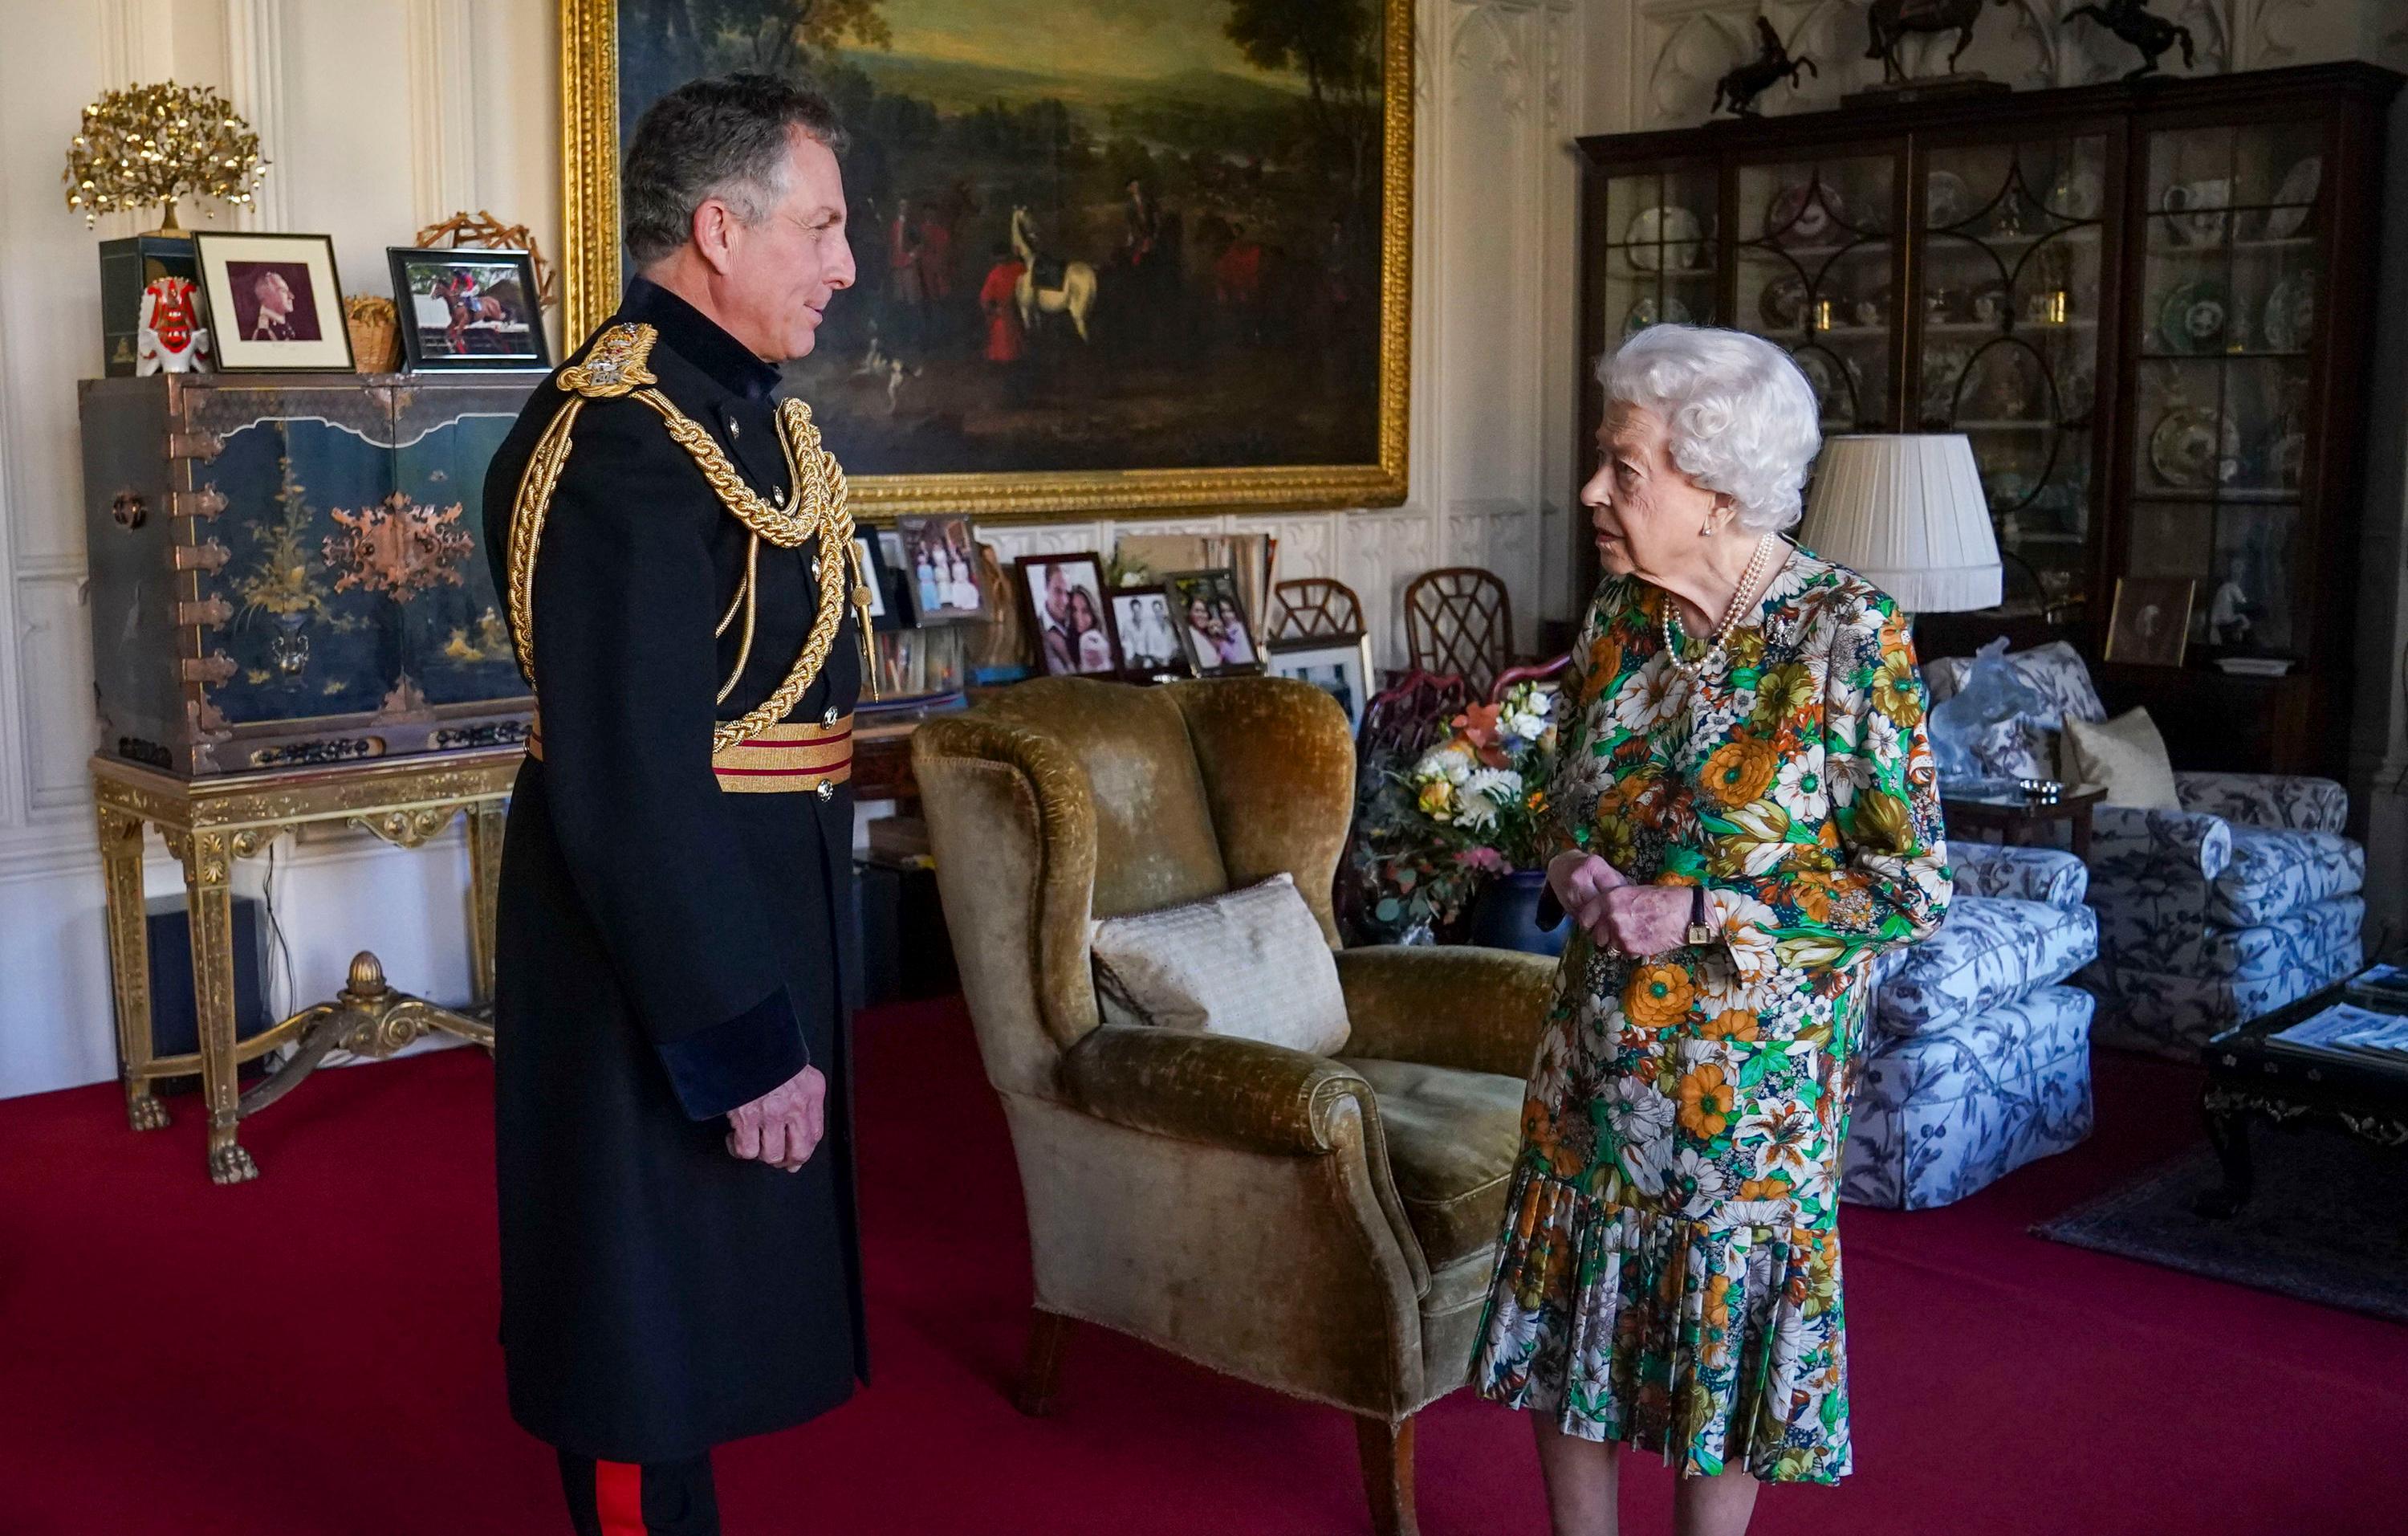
[482,278,866,1461]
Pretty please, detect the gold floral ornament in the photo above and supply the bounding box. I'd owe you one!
[63,80,267,231]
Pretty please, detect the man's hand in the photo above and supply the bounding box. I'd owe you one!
[726,1065,827,1172]
[1596,885,1698,956]
[1547,850,1628,940]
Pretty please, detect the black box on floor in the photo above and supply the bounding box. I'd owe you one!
[98,234,198,377]
[144,894,274,1057]
[855,859,957,1007]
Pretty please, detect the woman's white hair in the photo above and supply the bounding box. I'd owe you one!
[1599,324,1822,532]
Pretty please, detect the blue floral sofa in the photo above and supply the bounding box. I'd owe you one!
[1923,642,2365,1059]
[1841,842,2098,1209]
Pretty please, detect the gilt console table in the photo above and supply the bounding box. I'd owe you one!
[92,748,519,1184]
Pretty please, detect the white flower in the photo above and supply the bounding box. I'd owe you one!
[1739,1097,1820,1180]
[1603,1073,1675,1146]
[1413,740,1476,783]
[1865,711,1904,768]
[1710,888,1780,984]
[1611,658,1685,734]
[1774,756,1827,819]
[1671,1147,1727,1209]
[1620,1124,1672,1197]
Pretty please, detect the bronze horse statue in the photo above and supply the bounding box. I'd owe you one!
[1865,0,2011,83]
[1714,17,1818,117]
[2068,0,2198,80]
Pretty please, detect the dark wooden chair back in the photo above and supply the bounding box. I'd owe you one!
[1402,567,1514,697]
[1489,654,1571,700]
[1268,577,1366,643]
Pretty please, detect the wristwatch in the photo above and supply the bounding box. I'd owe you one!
[1684,884,1714,947]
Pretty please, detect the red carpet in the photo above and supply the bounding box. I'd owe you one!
[2,997,2402,1536]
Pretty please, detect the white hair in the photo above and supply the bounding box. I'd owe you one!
[1598,324,1823,532]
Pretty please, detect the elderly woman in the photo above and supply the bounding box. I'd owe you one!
[1472,325,1950,1536]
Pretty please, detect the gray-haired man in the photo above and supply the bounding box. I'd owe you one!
[481,73,865,1534]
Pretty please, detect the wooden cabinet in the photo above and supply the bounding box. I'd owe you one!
[79,373,537,776]
[1573,63,2400,776]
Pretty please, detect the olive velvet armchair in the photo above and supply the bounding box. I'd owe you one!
[913,677,1556,1536]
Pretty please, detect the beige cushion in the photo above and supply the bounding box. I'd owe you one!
[1091,874,1350,1056]
[1342,1057,1526,1268]
[2063,707,2182,810]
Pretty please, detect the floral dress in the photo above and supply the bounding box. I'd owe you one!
[1470,547,1951,1485]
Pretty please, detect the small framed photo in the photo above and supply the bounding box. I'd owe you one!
[897,515,986,623]
[193,232,352,372]
[852,534,905,631]
[2104,577,2196,667]
[1109,585,1188,681]
[387,246,550,371]
[1267,634,1374,733]
[1018,554,1121,677]
[1165,568,1263,678]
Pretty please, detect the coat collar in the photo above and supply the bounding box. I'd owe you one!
[618,276,782,401]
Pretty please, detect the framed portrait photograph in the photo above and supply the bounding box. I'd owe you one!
[562,0,1413,519]
[193,232,352,372]
[895,515,986,623]
[1017,554,1121,678]
[387,247,551,371]
[1108,585,1186,681]
[1267,634,1374,734]
[1165,568,1263,679]
[2104,577,2197,667]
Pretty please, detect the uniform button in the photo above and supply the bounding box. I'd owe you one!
[816,780,834,801]
[809,556,820,579]
[822,707,839,726]
[727,418,742,439]
[773,487,787,507]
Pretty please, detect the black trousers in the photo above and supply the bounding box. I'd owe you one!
[556,1448,719,1536]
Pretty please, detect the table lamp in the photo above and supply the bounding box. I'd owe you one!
[1799,434,2001,613]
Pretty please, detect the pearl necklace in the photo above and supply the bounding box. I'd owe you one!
[1661,532,1781,678]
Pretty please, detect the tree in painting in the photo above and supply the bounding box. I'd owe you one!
[617,0,1392,481]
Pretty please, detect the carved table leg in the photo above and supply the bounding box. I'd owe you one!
[2196,1093,2253,1219]
[96,804,167,1131]
[175,829,256,1185]
[465,801,505,1010]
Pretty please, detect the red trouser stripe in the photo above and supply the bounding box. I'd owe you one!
[595,1459,646,1536]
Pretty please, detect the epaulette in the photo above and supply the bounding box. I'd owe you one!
[556,321,658,398]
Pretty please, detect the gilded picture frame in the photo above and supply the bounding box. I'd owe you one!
[559,0,1413,523]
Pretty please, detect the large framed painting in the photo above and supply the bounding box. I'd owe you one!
[561,0,1412,520]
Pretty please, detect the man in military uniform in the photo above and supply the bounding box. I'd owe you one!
[482,73,870,1534]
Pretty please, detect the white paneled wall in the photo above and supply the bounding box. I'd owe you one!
[0,0,1589,1098]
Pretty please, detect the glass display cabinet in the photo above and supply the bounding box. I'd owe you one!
[1573,63,2399,775]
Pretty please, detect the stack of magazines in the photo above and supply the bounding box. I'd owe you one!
[2268,994,2408,1066]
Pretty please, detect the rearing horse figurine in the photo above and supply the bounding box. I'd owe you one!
[2066,0,2198,80]
[1865,0,2011,84]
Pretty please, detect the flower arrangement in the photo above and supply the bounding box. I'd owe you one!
[1402,680,1561,872]
[1344,679,1563,943]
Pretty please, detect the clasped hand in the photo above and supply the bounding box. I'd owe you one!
[726,1065,827,1172]
[1545,851,1696,955]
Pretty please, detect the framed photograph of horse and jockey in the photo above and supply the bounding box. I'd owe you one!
[386,247,551,373]
[559,0,1414,521]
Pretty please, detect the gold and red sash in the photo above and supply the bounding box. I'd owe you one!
[526,712,853,796]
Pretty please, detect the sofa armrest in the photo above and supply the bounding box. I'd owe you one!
[1332,943,1559,1080]
[1061,1024,1377,1157]
[2091,805,2233,883]
[2175,771,2349,833]
[1946,842,2089,909]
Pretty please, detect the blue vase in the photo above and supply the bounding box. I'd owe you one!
[1466,868,1568,956]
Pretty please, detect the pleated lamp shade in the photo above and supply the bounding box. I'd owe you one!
[1800,434,2002,613]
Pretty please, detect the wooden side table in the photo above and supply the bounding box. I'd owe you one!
[1938,783,2106,861]
[91,748,520,1184]
[2198,981,2408,1218]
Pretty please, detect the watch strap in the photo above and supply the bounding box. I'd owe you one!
[1685,883,1713,947]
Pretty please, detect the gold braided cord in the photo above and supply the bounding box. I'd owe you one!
[502,345,870,748]
[714,536,750,638]
[504,395,587,685]
[716,532,761,706]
